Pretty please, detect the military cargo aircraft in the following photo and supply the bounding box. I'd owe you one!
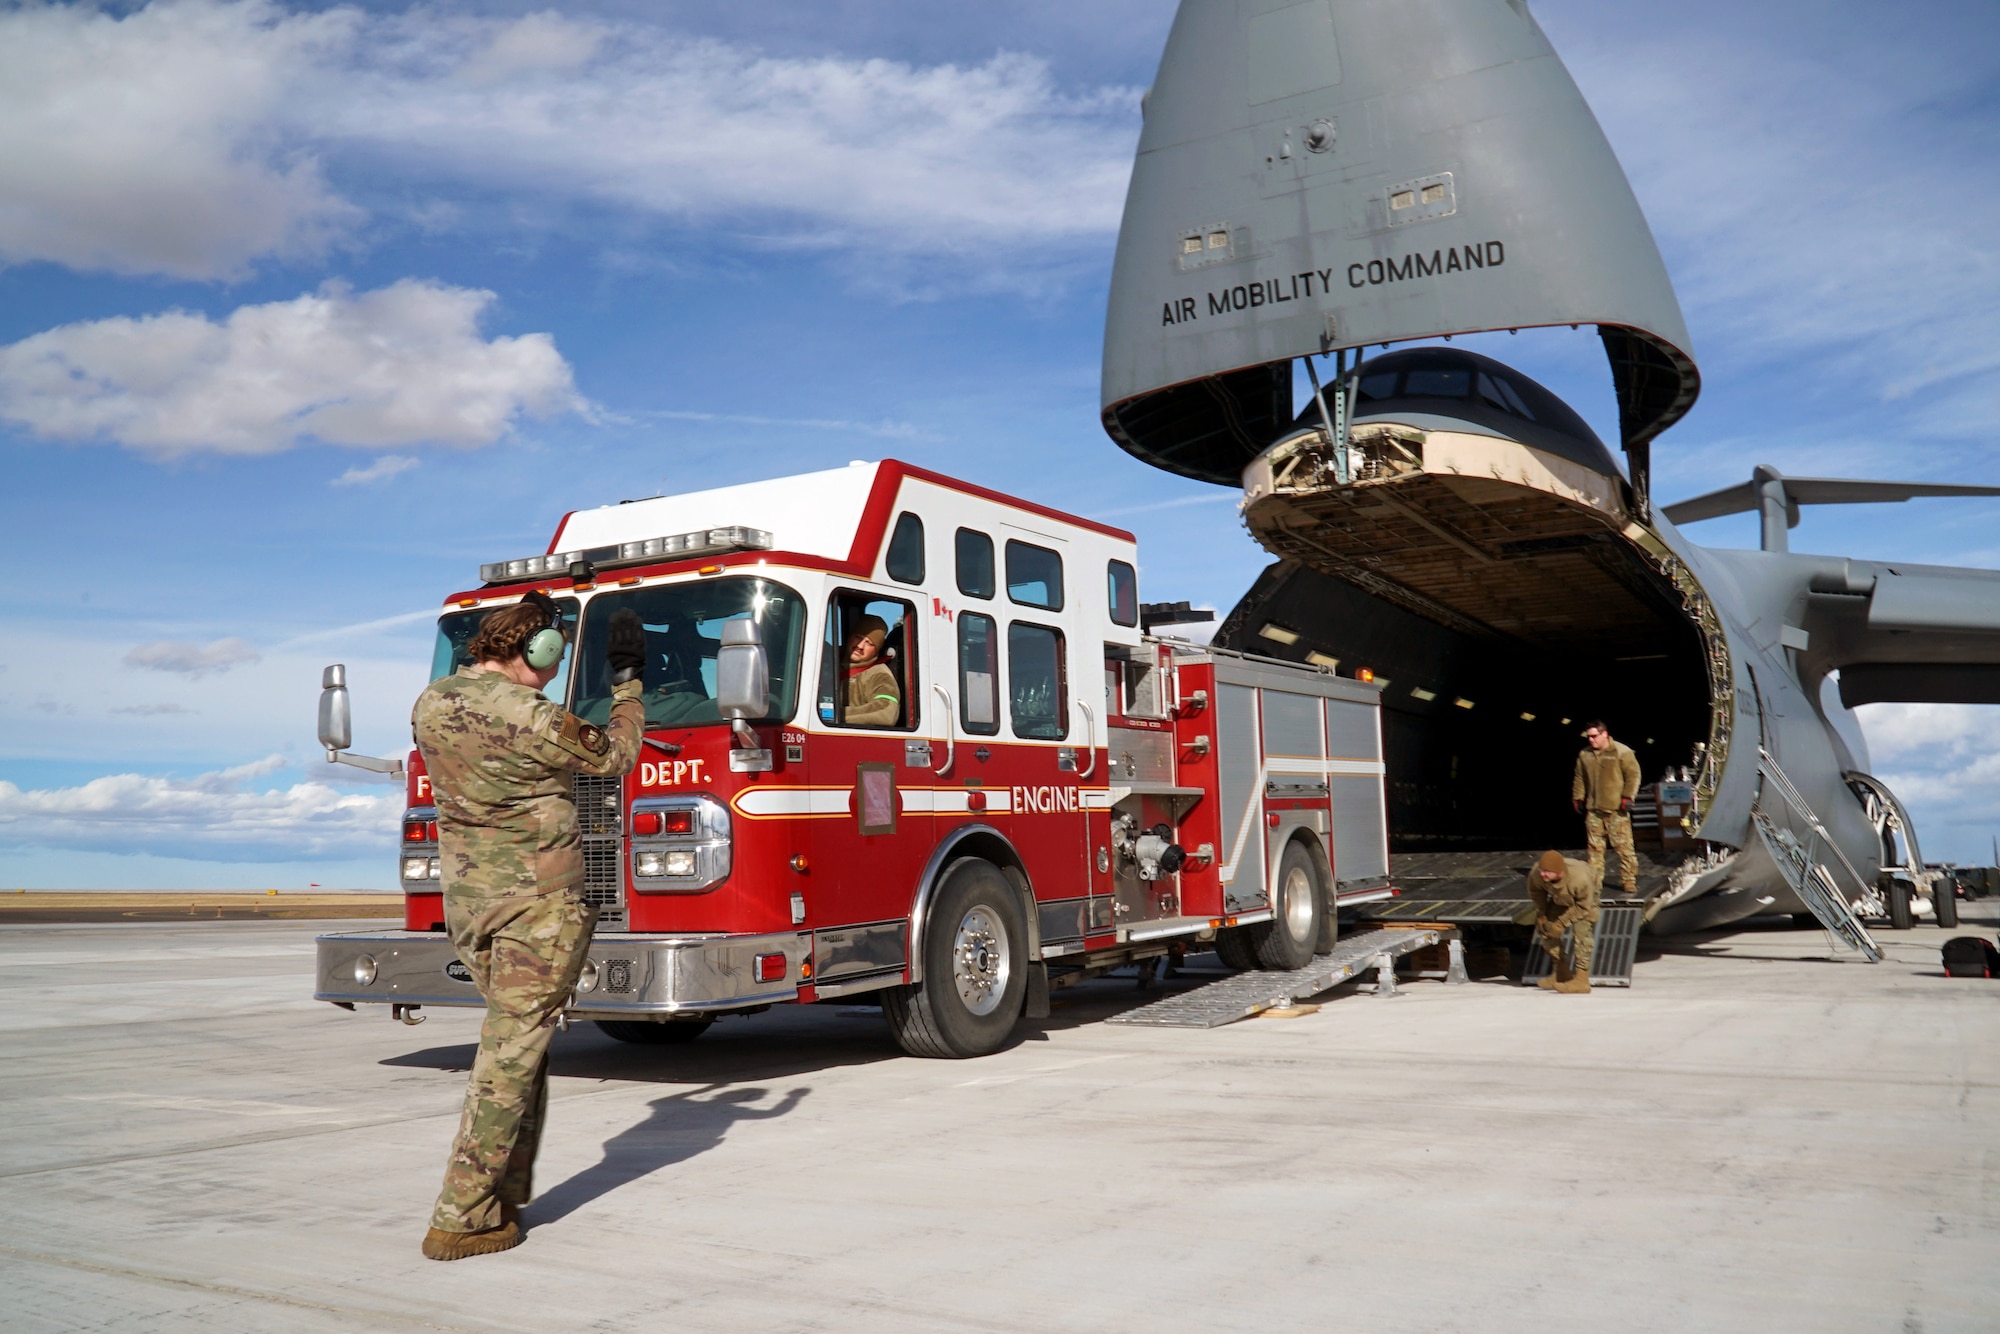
[1099,0,2000,950]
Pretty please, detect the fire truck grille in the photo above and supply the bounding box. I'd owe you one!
[572,773,626,930]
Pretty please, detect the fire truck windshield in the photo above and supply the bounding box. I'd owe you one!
[570,577,807,729]
[431,597,581,702]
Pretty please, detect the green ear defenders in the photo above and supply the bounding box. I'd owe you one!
[520,590,567,670]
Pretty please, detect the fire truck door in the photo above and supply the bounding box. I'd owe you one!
[809,593,936,986]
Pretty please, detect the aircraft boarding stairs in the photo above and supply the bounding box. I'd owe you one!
[1750,747,1883,963]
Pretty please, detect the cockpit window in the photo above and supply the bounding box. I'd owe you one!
[1403,368,1470,399]
[1478,371,1538,421]
[1357,372,1399,401]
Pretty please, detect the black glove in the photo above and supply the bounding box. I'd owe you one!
[607,609,646,685]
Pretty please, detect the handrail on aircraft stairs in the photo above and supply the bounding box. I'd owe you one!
[1752,747,1883,963]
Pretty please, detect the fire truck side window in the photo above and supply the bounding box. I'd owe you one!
[431,598,579,703]
[1107,560,1138,627]
[955,528,995,599]
[958,613,1000,735]
[819,592,916,731]
[885,511,925,584]
[1007,621,1067,740]
[1005,540,1064,611]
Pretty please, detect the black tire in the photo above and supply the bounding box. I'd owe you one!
[1934,881,1960,929]
[884,859,1026,1058]
[1255,841,1323,970]
[1887,878,1914,930]
[594,1018,713,1045]
[1212,926,1258,970]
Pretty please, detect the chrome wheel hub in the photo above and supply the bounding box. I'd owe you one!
[951,904,1012,1016]
[1282,865,1314,939]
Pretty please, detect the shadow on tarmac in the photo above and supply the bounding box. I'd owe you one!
[529,1083,810,1225]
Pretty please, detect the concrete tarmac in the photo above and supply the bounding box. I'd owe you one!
[3,909,1996,1332]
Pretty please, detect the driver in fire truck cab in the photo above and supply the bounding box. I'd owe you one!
[839,613,902,727]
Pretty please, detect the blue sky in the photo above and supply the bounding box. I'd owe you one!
[0,0,1996,888]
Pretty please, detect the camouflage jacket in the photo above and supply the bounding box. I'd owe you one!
[1572,739,1642,811]
[412,668,643,899]
[1526,857,1602,931]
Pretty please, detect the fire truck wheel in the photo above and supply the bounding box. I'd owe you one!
[594,1019,713,1045]
[1211,927,1258,971]
[1254,842,1323,971]
[885,859,1026,1058]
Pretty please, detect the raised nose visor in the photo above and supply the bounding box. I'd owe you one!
[314,929,812,1014]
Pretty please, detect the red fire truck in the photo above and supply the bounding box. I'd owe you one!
[314,461,1390,1057]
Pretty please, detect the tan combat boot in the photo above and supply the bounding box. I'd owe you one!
[1555,965,1593,994]
[421,1218,522,1261]
[1537,951,1571,991]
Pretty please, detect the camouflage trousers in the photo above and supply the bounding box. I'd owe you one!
[1585,810,1640,892]
[431,888,596,1233]
[1542,913,1599,972]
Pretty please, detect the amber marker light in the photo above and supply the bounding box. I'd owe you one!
[790,854,809,873]
[1357,667,1375,682]
[698,563,724,576]
[456,598,479,608]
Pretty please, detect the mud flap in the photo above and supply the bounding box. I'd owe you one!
[1024,961,1050,1019]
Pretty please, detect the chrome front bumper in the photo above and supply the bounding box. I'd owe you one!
[314,928,812,1015]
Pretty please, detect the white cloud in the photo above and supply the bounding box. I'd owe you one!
[0,280,580,456]
[1551,5,2000,461]
[0,1,1138,283]
[0,756,400,862]
[111,703,200,717]
[333,19,1139,262]
[1854,702,2000,863]
[0,0,358,279]
[124,638,262,678]
[332,454,419,486]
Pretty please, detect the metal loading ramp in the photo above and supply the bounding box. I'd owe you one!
[1106,928,1449,1029]
[1520,903,1644,987]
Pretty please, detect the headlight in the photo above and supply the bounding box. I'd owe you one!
[402,857,431,880]
[664,851,696,876]
[352,954,378,985]
[636,851,667,878]
[429,856,442,878]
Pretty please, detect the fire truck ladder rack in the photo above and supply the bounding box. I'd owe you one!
[1520,900,1644,987]
[1751,747,1882,963]
[1106,927,1453,1029]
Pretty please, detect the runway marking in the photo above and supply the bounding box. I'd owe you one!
[0,1244,485,1332]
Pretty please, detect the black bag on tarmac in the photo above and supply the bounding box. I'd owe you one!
[1940,936,2000,978]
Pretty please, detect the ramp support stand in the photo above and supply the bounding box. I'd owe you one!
[1373,953,1399,997]
[1446,937,1469,985]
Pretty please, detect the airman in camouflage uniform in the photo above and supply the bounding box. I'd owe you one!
[1527,849,1601,993]
[413,593,645,1260]
[1572,720,1642,895]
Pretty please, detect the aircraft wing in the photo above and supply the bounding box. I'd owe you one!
[1785,556,2000,705]
[1665,476,2000,525]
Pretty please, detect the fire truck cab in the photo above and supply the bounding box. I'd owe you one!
[316,461,1388,1057]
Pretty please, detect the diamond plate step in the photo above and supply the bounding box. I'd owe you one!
[1105,927,1444,1029]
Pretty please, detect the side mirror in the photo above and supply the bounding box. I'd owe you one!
[315,663,404,776]
[318,664,353,752]
[715,620,769,720]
